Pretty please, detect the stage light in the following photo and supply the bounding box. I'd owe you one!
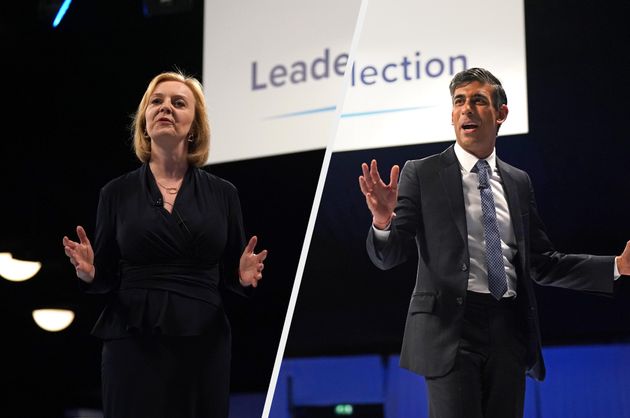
[0,252,42,282]
[32,309,75,332]
[52,0,73,28]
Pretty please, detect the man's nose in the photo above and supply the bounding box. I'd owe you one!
[461,99,473,114]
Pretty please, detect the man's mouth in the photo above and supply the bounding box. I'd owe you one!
[462,123,478,132]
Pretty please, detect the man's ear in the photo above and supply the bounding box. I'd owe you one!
[496,104,509,126]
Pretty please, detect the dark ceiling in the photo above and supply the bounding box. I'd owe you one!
[1,0,630,417]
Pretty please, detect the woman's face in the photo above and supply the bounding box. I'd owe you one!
[144,80,196,143]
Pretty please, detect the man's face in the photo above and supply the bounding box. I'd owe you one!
[451,81,508,158]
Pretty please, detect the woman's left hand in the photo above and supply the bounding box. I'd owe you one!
[239,236,268,287]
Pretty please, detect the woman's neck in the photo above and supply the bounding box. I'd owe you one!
[149,152,188,180]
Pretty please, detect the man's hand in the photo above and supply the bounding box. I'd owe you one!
[616,240,630,276]
[358,159,400,229]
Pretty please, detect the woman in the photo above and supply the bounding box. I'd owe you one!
[62,71,267,418]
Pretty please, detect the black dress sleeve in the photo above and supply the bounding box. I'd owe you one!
[82,184,121,294]
[219,181,252,298]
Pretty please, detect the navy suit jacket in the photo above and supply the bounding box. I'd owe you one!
[367,144,615,380]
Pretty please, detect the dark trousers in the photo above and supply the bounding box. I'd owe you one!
[425,292,527,418]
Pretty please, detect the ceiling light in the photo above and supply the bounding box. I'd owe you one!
[32,309,75,332]
[0,252,42,282]
[52,0,73,28]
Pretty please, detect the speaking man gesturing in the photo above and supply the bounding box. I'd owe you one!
[359,67,630,418]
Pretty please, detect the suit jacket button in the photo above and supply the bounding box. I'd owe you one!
[456,297,464,306]
[461,263,468,271]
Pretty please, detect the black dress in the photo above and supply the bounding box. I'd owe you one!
[84,163,249,418]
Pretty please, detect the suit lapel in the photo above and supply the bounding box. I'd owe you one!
[439,146,467,245]
[497,159,527,265]
[437,148,527,254]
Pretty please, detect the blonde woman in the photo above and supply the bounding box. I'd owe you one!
[63,71,267,418]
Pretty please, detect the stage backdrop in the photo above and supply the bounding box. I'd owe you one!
[333,0,528,152]
[203,0,527,163]
[203,0,362,163]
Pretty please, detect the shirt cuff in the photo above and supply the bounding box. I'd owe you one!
[614,257,621,280]
[372,224,391,241]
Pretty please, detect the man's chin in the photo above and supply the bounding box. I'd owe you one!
[456,137,495,157]
[456,135,480,148]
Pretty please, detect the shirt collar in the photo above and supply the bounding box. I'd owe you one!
[454,142,498,174]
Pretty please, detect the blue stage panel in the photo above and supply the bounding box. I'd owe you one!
[270,355,386,418]
[269,343,630,418]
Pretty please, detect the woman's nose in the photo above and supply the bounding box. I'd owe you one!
[159,103,172,114]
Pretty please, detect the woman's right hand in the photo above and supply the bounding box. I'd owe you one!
[62,225,95,283]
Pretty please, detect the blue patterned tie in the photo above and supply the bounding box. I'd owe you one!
[474,160,507,300]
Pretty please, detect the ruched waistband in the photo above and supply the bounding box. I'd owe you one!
[118,262,220,305]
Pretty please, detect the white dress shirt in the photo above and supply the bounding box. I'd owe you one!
[453,143,517,297]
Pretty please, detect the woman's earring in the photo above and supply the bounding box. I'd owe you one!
[187,134,195,143]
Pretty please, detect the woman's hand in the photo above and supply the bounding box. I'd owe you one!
[239,236,268,288]
[62,225,95,283]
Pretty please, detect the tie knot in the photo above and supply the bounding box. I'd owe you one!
[474,159,491,173]
[474,160,491,189]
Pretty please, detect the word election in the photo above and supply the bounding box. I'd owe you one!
[251,48,467,91]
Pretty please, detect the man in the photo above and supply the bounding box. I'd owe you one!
[358,67,629,418]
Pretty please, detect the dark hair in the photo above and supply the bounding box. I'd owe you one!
[449,67,507,110]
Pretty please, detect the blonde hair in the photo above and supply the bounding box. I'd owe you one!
[131,71,210,167]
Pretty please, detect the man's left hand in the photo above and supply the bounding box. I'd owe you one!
[617,240,630,276]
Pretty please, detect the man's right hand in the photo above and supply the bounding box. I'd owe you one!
[358,159,400,229]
